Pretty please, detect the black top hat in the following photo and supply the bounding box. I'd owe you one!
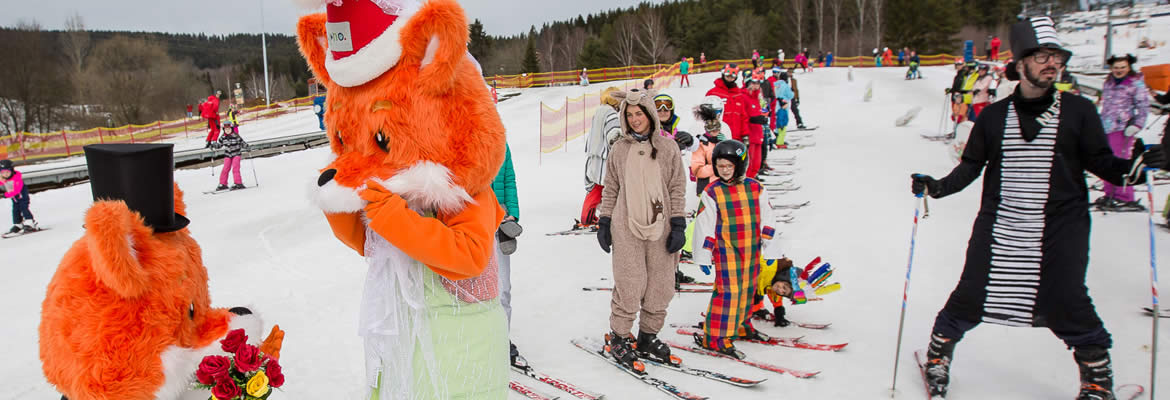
[1005,17,1072,81]
[84,144,189,233]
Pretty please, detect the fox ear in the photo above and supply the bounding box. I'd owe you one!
[296,13,334,88]
[407,0,470,94]
[84,201,155,298]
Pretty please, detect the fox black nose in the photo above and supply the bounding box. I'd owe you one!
[229,307,253,316]
[318,169,337,187]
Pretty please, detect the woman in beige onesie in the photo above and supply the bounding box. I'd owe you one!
[595,89,688,370]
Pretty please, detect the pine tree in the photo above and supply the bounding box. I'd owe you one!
[522,27,540,74]
[468,19,491,61]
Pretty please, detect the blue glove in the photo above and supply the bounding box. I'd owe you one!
[700,265,712,275]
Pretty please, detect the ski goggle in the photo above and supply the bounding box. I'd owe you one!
[655,99,674,111]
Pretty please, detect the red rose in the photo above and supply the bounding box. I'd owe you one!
[220,329,248,353]
[234,344,263,372]
[196,355,232,384]
[211,379,242,400]
[265,358,285,388]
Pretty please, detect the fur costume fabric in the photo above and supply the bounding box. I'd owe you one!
[39,184,264,400]
[296,0,509,398]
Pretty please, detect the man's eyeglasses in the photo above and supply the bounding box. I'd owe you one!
[1030,51,1066,65]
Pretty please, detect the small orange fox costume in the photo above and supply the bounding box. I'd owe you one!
[295,0,508,398]
[38,185,263,400]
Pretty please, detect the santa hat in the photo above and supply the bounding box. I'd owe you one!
[293,0,421,87]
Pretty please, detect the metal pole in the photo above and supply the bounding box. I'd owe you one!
[1104,4,1114,69]
[890,192,926,397]
[261,0,271,107]
[1144,168,1160,400]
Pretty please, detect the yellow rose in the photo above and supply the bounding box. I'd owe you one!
[246,370,270,397]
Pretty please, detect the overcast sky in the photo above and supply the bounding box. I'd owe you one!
[0,0,664,37]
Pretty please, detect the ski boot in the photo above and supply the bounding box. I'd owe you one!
[739,322,771,342]
[693,333,745,359]
[604,331,645,373]
[509,341,530,371]
[924,333,957,398]
[675,270,696,284]
[7,225,21,235]
[216,184,229,191]
[21,219,38,233]
[1091,196,1112,209]
[231,183,246,190]
[636,331,682,367]
[1074,346,1115,400]
[772,306,791,328]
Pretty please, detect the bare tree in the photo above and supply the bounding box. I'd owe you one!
[609,14,639,67]
[636,8,671,64]
[61,12,90,103]
[787,0,807,51]
[555,27,588,71]
[727,10,765,59]
[816,0,825,52]
[853,0,869,57]
[0,20,71,134]
[537,25,559,73]
[85,35,198,124]
[872,0,885,50]
[827,0,843,55]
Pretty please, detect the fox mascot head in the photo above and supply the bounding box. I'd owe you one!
[39,144,264,400]
[296,0,506,216]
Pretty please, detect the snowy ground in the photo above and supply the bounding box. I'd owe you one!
[3,65,1168,399]
[1062,5,1170,75]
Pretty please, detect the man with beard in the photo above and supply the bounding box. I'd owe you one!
[909,17,1165,399]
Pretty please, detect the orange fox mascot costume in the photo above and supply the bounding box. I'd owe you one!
[294,0,508,398]
[39,144,265,400]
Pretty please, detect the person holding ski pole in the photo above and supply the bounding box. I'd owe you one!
[908,17,1166,400]
[212,124,249,191]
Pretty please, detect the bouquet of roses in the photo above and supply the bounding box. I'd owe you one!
[193,325,286,400]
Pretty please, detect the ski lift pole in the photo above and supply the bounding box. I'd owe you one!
[1143,167,1159,400]
[890,192,926,397]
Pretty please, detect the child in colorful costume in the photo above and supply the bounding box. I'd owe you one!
[691,140,782,359]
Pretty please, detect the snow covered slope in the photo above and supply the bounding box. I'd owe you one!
[2,66,1166,399]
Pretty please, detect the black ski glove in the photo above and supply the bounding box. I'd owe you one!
[597,216,612,253]
[1134,139,1166,170]
[674,131,694,151]
[749,115,769,125]
[666,216,687,253]
[910,174,941,197]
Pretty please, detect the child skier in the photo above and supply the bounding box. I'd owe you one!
[212,125,249,191]
[691,140,782,359]
[0,159,36,234]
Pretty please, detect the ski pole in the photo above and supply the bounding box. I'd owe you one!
[1143,167,1159,400]
[890,192,926,397]
[249,152,259,188]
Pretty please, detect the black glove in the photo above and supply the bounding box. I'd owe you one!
[910,174,941,197]
[674,131,694,151]
[1135,140,1167,171]
[666,216,686,253]
[945,88,952,94]
[749,115,769,125]
[989,89,997,97]
[597,216,612,253]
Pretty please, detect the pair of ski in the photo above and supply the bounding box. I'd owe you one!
[772,200,812,209]
[672,324,848,352]
[509,363,606,400]
[1,226,48,239]
[910,351,1146,400]
[546,225,598,236]
[202,186,252,195]
[571,337,765,400]
[582,286,715,294]
[921,133,955,142]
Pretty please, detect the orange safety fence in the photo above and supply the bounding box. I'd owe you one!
[1,95,318,164]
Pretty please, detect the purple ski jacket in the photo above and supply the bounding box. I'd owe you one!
[1099,74,1149,134]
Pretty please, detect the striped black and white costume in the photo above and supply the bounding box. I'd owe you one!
[927,87,1136,346]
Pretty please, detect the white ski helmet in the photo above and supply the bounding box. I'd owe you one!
[701,95,725,111]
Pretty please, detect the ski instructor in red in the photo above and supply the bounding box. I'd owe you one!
[201,91,222,147]
[909,17,1165,400]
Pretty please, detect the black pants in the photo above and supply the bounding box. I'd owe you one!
[932,309,1112,349]
[791,100,805,126]
[11,195,32,225]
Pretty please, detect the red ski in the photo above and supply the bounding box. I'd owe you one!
[510,380,560,400]
[662,340,820,378]
[674,327,847,352]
